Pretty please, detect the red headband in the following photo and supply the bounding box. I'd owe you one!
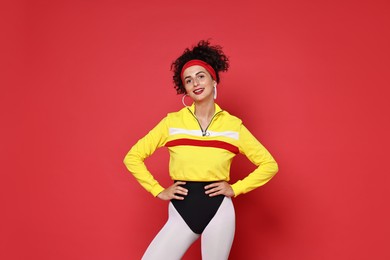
[181,59,217,83]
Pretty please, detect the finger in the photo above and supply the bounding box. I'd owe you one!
[175,181,186,186]
[176,187,188,193]
[173,182,188,193]
[173,186,188,195]
[205,187,220,195]
[173,185,188,193]
[174,190,188,196]
[173,194,185,200]
[204,183,219,189]
[208,190,222,197]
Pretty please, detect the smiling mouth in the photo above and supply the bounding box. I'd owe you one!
[193,88,204,95]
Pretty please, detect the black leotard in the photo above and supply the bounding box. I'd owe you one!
[171,181,224,234]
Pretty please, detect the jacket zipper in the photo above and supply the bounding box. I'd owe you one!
[187,108,223,136]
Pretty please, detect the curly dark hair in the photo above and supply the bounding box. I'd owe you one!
[171,40,230,94]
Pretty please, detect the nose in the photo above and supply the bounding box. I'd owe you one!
[193,77,200,86]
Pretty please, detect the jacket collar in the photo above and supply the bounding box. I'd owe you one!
[187,103,223,115]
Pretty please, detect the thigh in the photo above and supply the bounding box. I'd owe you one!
[142,202,200,260]
[201,197,236,260]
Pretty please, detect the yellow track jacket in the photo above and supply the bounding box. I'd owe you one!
[124,103,278,197]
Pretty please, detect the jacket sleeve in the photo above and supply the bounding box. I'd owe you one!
[231,124,278,196]
[123,117,169,197]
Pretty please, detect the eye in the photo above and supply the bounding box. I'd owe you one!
[185,79,192,84]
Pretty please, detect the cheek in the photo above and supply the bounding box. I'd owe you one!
[204,77,214,85]
[203,80,214,89]
[184,85,191,94]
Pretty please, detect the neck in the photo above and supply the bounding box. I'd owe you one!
[194,100,215,120]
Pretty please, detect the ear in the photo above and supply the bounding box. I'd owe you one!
[213,81,217,88]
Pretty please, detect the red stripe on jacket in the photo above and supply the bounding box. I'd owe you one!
[165,138,239,154]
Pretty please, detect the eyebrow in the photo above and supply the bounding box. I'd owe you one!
[184,71,206,80]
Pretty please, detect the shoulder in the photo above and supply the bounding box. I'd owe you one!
[166,106,189,119]
[219,109,243,125]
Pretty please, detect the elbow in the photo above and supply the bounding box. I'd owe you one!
[123,153,130,167]
[123,151,136,170]
[272,161,279,176]
[266,161,278,186]
[123,157,129,168]
[123,149,143,172]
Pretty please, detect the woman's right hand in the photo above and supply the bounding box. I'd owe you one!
[157,181,188,201]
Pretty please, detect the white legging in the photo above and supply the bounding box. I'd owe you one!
[142,197,235,260]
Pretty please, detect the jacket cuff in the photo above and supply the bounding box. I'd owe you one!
[151,185,165,197]
[231,181,243,197]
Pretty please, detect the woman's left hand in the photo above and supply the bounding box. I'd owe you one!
[204,181,235,197]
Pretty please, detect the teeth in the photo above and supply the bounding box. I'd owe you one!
[194,88,203,93]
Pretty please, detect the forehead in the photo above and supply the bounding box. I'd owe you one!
[182,65,207,78]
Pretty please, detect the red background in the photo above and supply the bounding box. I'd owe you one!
[1,0,390,259]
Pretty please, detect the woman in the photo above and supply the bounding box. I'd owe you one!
[123,40,278,259]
